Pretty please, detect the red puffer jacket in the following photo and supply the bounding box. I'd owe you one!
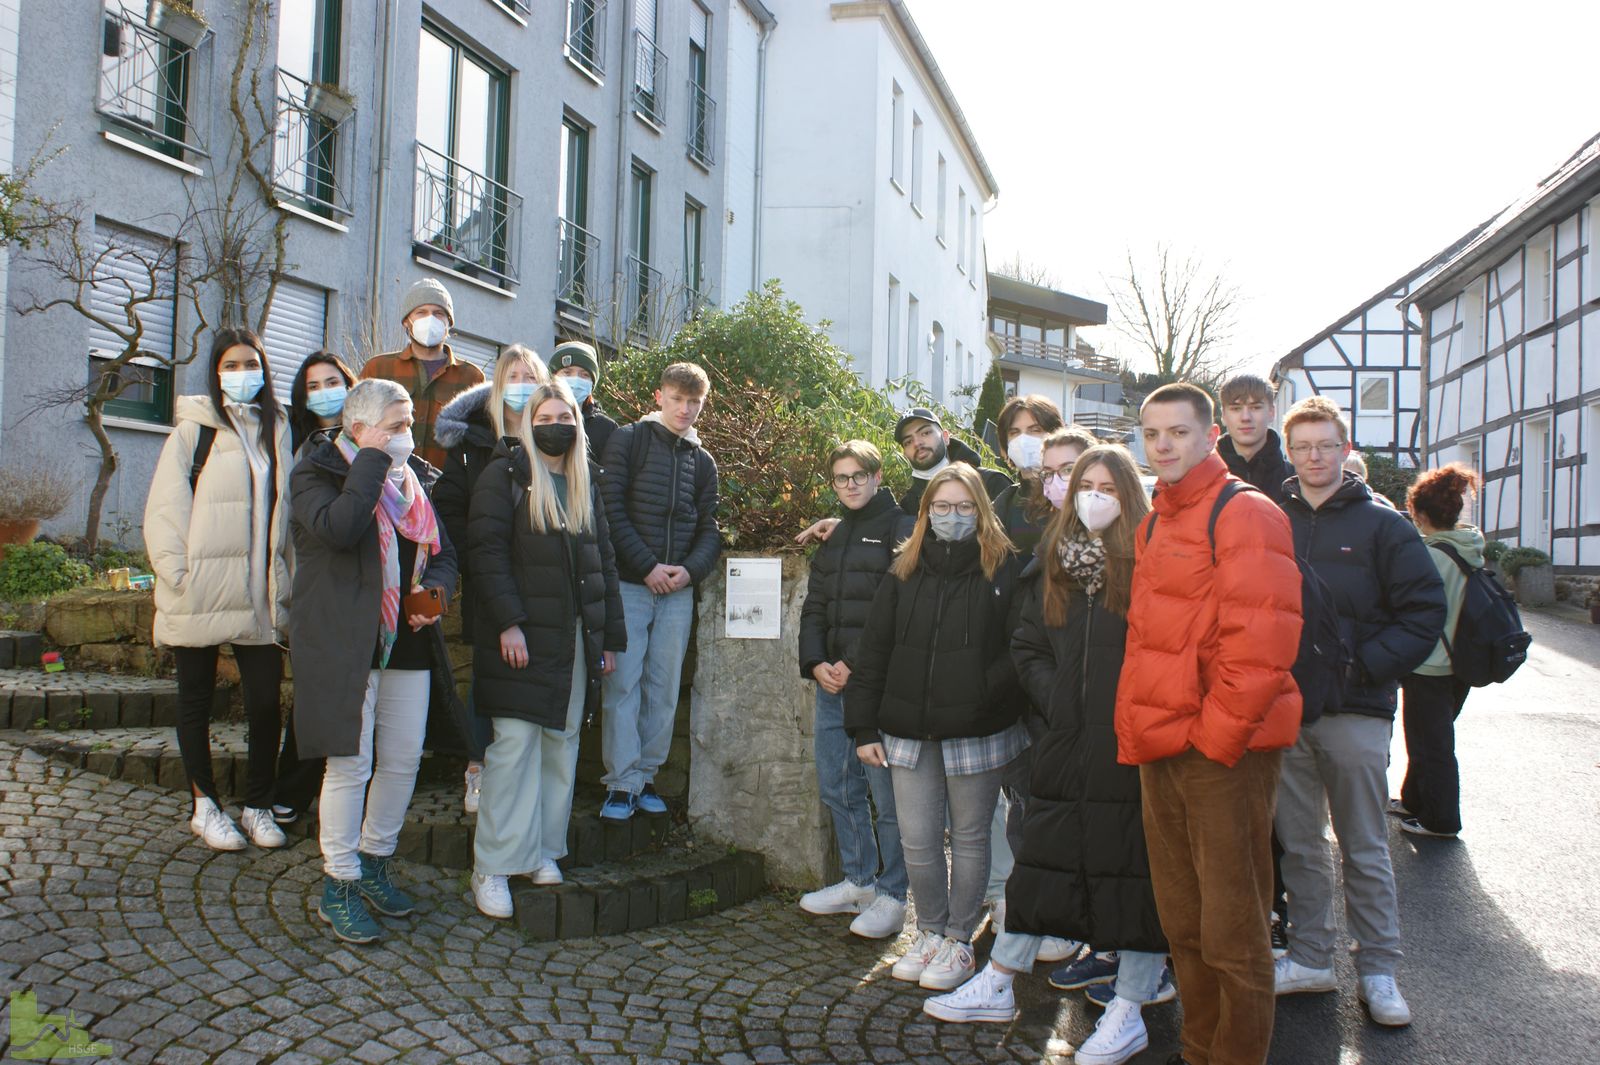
[1115,453,1303,767]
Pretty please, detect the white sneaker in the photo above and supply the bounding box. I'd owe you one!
[923,963,1016,1023]
[1274,954,1338,994]
[471,873,512,919]
[1358,974,1412,1027]
[891,928,945,982]
[239,807,287,849]
[1037,936,1082,963]
[1075,994,1150,1065]
[189,797,246,852]
[919,936,977,991]
[463,764,482,814]
[849,894,907,939]
[798,878,876,916]
[531,859,563,886]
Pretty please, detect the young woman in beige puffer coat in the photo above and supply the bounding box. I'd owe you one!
[143,327,293,852]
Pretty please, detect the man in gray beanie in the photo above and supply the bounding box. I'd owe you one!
[360,277,484,468]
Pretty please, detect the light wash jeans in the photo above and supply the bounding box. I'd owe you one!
[991,934,1166,1002]
[985,750,1031,902]
[814,688,907,900]
[602,581,693,794]
[319,669,430,880]
[891,744,1005,942]
[474,626,586,875]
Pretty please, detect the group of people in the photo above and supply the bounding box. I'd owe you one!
[795,375,1485,1065]
[144,277,720,942]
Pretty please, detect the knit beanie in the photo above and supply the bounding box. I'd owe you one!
[549,340,601,382]
[400,277,454,323]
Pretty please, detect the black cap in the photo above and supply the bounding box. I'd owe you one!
[895,406,942,442]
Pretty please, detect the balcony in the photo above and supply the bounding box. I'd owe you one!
[632,30,668,127]
[991,333,1122,376]
[624,255,665,337]
[412,143,523,288]
[565,0,606,79]
[97,2,207,160]
[557,217,600,313]
[270,69,354,219]
[1073,409,1137,438]
[686,81,715,167]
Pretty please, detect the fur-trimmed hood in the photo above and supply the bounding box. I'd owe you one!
[435,382,495,448]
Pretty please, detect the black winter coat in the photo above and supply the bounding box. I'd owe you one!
[1007,575,1168,952]
[434,383,509,640]
[843,537,1022,745]
[467,444,627,728]
[1219,429,1292,506]
[1283,472,1446,719]
[582,400,619,462]
[288,443,462,759]
[599,418,720,584]
[898,439,1013,515]
[798,489,915,677]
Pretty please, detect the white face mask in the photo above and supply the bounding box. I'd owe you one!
[1075,490,1121,533]
[383,430,415,471]
[1007,433,1044,471]
[408,315,448,349]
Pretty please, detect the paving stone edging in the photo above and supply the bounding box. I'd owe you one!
[0,668,229,729]
[0,629,44,668]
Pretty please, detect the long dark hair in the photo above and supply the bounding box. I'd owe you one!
[288,349,357,452]
[206,327,282,452]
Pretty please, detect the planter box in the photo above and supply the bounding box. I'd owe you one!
[1513,563,1556,608]
[146,1,207,48]
[305,83,356,125]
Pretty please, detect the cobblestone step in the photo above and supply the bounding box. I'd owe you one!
[0,629,44,668]
[0,667,229,729]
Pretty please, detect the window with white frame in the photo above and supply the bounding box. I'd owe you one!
[1356,373,1393,415]
[889,82,905,191]
[886,276,901,379]
[907,294,920,381]
[1527,229,1554,328]
[909,113,923,212]
[968,203,978,278]
[956,187,967,272]
[88,223,178,424]
[935,154,947,243]
[1459,278,1486,364]
[1586,198,1600,305]
[1586,404,1600,525]
[1462,437,1483,527]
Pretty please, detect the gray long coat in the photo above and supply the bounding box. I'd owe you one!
[288,441,460,759]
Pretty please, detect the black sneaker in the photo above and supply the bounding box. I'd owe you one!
[1271,913,1289,957]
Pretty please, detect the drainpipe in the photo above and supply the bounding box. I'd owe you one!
[610,0,634,343]
[367,0,400,358]
[750,4,775,292]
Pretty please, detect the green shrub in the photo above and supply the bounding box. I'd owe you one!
[1483,540,1508,563]
[93,546,151,574]
[972,362,1006,439]
[1360,450,1418,509]
[1498,546,1551,577]
[0,542,93,601]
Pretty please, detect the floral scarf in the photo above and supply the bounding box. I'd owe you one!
[1057,532,1108,597]
[337,437,441,666]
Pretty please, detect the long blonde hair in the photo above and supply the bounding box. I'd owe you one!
[891,464,1013,581]
[488,344,549,439]
[1040,444,1150,622]
[514,380,594,535]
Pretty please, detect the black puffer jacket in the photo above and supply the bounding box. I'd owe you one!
[582,400,619,462]
[1283,472,1446,719]
[898,438,1013,514]
[599,417,720,584]
[1219,429,1293,506]
[467,443,626,728]
[843,537,1022,744]
[798,489,915,677]
[1007,574,1167,952]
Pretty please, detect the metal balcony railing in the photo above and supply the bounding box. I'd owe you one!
[625,255,664,335]
[686,80,715,167]
[1073,410,1138,437]
[557,217,600,311]
[632,30,668,126]
[270,69,354,218]
[990,333,1122,375]
[565,0,607,78]
[413,142,523,287]
[97,2,204,159]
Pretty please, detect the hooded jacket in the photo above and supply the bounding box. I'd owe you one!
[598,415,720,585]
[1115,452,1303,767]
[1282,472,1447,716]
[1415,525,1487,677]
[144,395,293,649]
[797,488,916,677]
[1218,428,1292,506]
[897,438,1013,515]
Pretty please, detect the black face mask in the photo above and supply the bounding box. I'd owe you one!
[533,423,577,457]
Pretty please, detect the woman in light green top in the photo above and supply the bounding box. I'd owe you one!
[1395,463,1484,838]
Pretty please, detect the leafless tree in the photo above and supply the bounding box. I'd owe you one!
[1107,244,1243,389]
[993,252,1059,289]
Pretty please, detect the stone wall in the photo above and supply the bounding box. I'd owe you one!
[688,554,829,890]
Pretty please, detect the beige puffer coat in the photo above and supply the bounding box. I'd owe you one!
[144,395,293,648]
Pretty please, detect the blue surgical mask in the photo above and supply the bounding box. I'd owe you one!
[305,386,346,418]
[503,382,537,412]
[219,370,264,403]
[929,512,978,542]
[562,376,594,405]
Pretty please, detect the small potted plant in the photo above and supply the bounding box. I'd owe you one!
[0,463,76,561]
[305,81,356,125]
[1499,546,1555,607]
[146,0,208,49]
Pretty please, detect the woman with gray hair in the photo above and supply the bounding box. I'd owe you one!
[288,378,459,944]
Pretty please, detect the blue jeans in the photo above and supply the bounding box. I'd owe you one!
[602,581,694,794]
[814,688,907,901]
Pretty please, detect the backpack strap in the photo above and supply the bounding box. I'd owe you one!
[1205,480,1257,564]
[189,425,217,493]
[1427,540,1477,577]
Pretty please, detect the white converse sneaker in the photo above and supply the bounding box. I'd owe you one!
[848,894,907,939]
[891,928,945,982]
[189,797,246,852]
[239,807,287,849]
[530,859,563,886]
[922,963,1016,1023]
[471,873,513,919]
[1037,936,1082,963]
[1358,974,1412,1027]
[1075,994,1150,1065]
[1274,954,1338,994]
[798,878,876,916]
[919,936,977,991]
[463,764,482,814]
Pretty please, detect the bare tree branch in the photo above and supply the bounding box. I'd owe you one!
[992,252,1058,289]
[1107,243,1243,391]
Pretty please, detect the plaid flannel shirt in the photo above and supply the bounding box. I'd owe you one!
[882,721,1030,776]
[359,344,485,470]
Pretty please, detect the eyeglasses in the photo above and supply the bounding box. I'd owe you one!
[928,500,977,516]
[1288,443,1344,458]
[830,471,872,489]
[1039,463,1075,483]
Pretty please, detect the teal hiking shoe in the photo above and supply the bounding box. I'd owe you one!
[357,852,416,917]
[318,876,382,943]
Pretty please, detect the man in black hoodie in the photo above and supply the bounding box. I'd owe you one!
[1217,374,1292,505]
[895,407,1012,515]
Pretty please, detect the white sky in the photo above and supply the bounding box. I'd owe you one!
[908,0,1600,376]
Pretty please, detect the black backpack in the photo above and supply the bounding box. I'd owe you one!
[1428,541,1532,686]
[1145,480,1351,725]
